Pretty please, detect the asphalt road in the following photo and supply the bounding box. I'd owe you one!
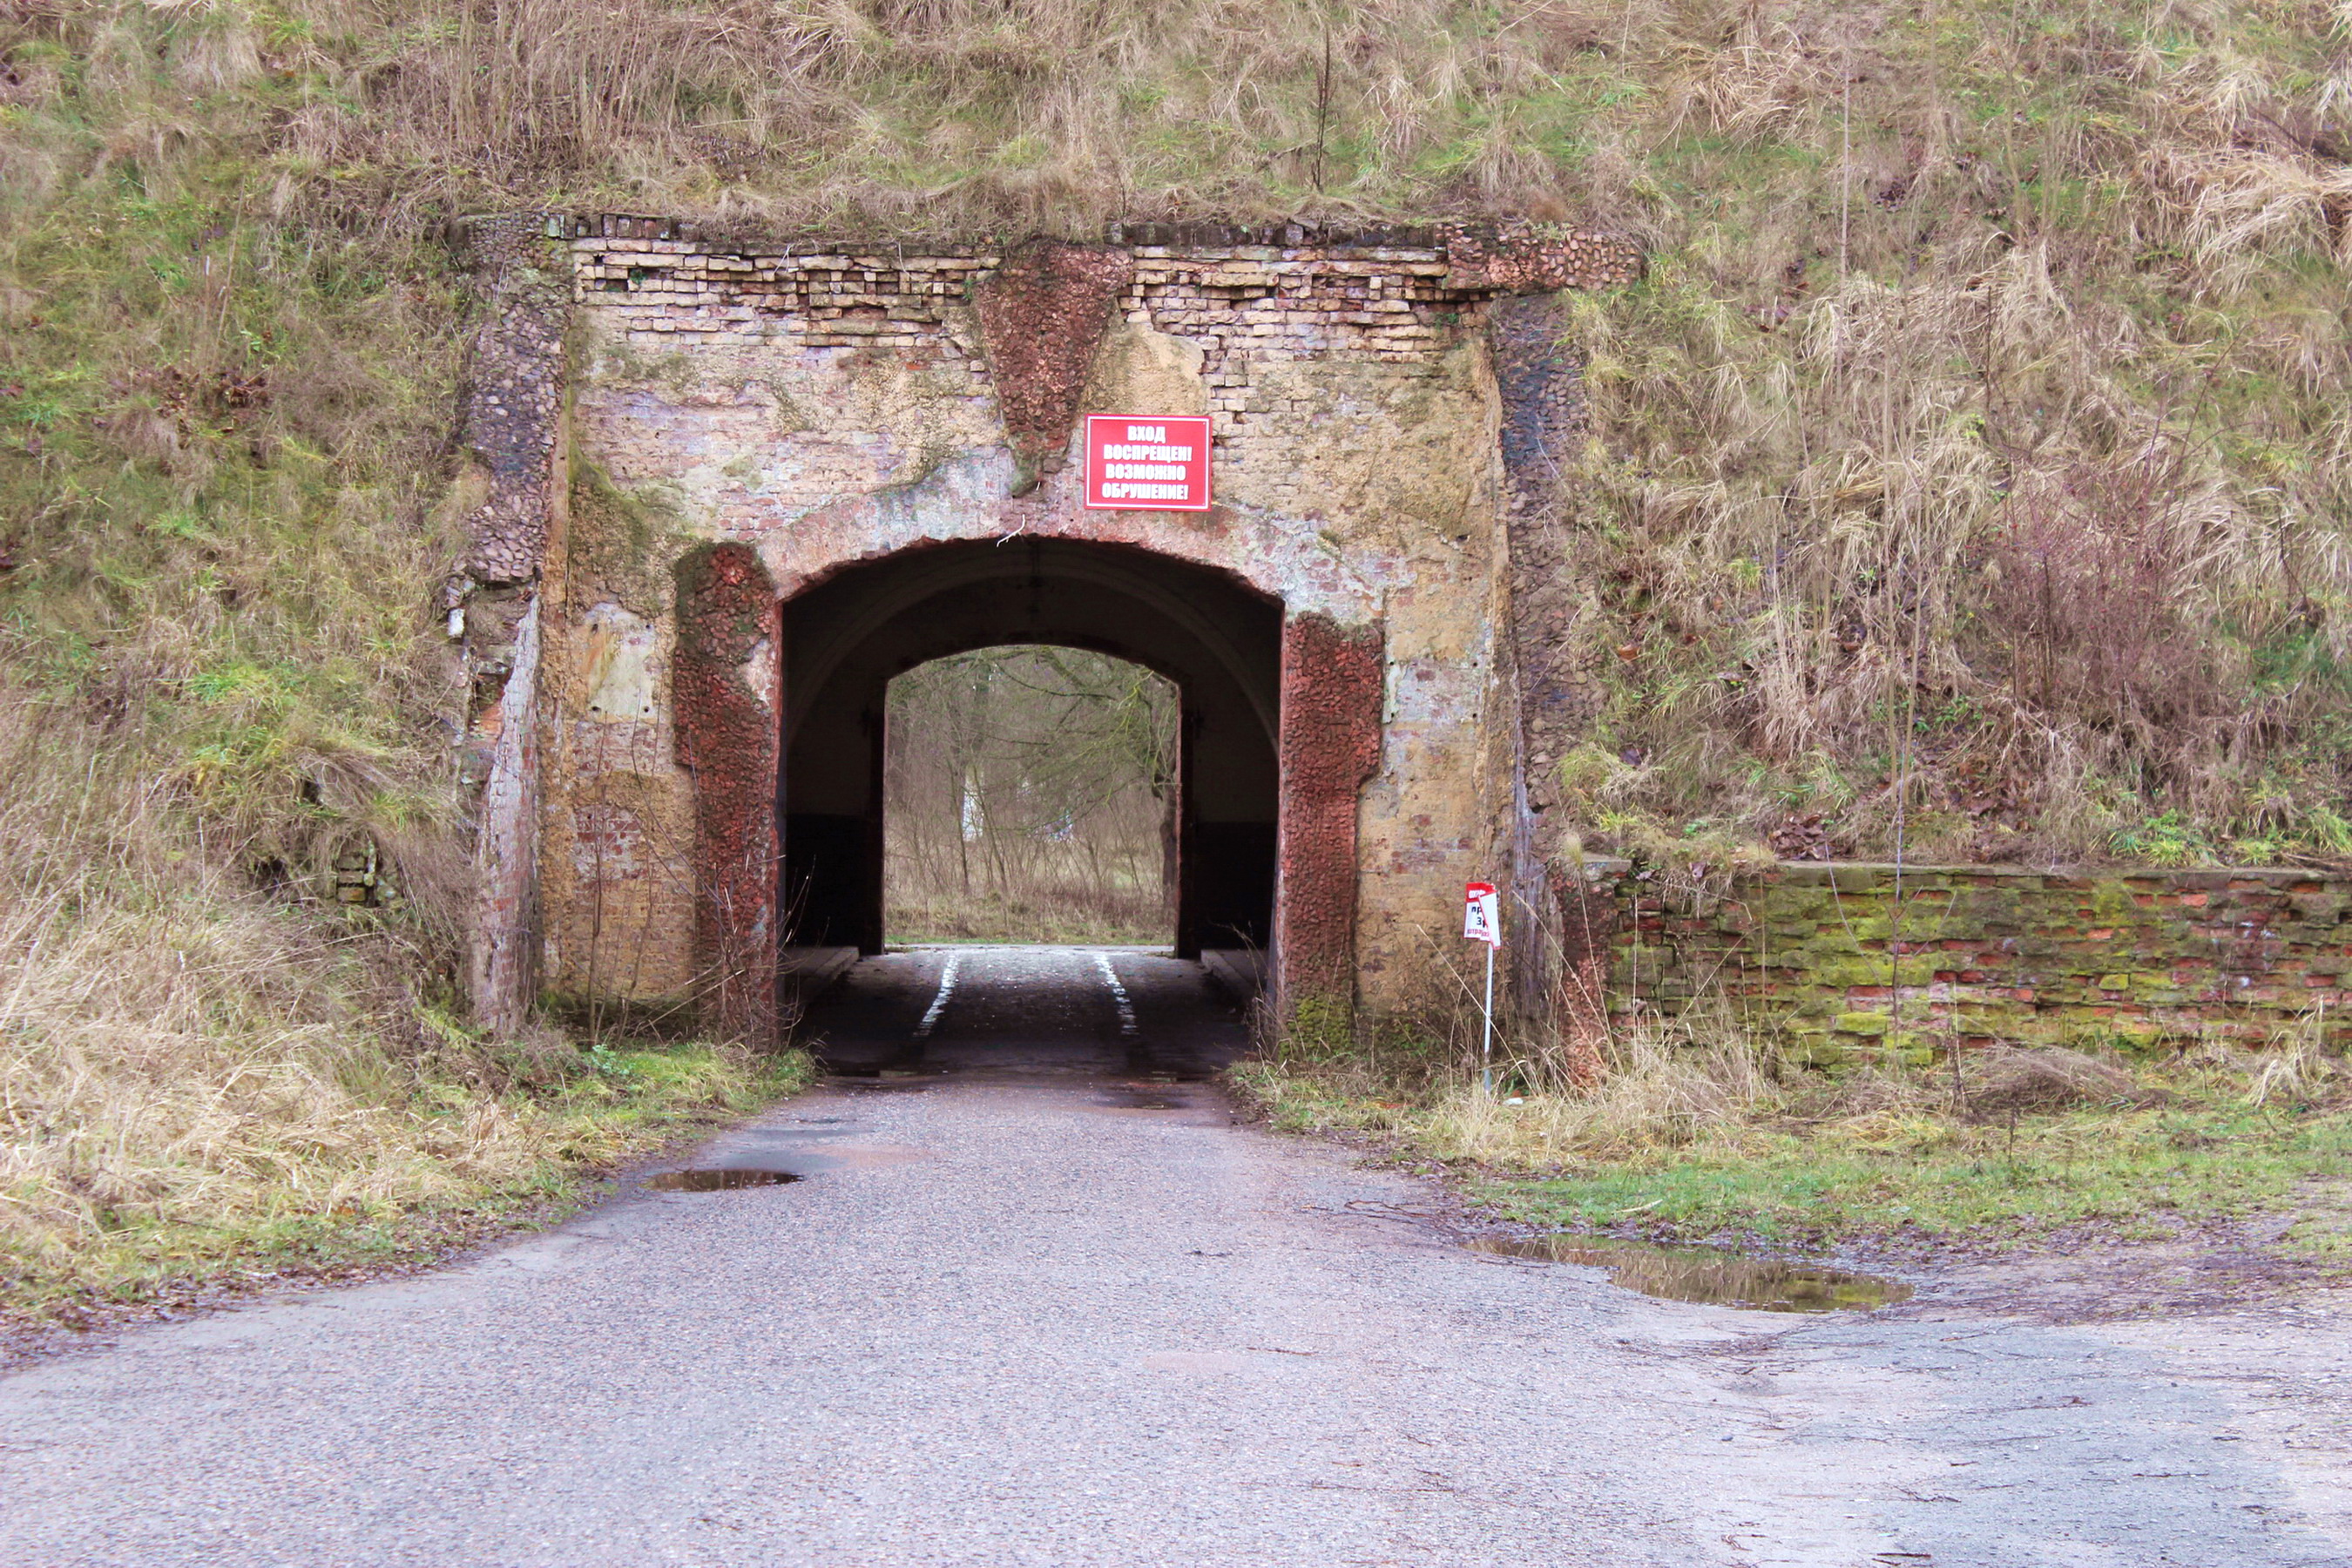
[2,946,2348,1565]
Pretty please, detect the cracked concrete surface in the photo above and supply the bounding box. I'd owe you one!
[1,947,2346,1565]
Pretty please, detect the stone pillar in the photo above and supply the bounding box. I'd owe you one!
[1273,613,1383,1023]
[1492,291,1598,1035]
[451,215,570,1038]
[466,598,540,1031]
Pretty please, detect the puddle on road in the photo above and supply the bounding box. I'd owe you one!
[1470,1233,1912,1313]
[1096,1088,1189,1110]
[647,1168,803,1192]
[827,1076,936,1093]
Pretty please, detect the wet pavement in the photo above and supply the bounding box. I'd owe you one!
[803,943,1249,1081]
[2,946,2349,1565]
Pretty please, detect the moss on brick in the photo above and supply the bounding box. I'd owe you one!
[1595,861,2352,1051]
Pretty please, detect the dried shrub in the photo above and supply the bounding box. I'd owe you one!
[1968,1046,2148,1117]
[1983,447,2229,774]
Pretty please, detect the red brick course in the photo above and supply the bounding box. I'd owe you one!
[673,542,781,1043]
[1274,615,1384,1014]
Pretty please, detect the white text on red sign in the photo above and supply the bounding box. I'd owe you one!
[1084,415,1213,511]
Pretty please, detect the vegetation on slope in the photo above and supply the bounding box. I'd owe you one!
[3,1,2350,1303]
[1542,2,2352,869]
[0,679,813,1320]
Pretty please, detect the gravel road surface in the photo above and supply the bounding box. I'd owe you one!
[3,946,2348,1565]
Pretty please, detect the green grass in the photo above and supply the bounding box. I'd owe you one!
[1474,1106,2352,1253]
[1240,1037,2352,1259]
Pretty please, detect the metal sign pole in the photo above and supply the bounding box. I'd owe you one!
[1481,940,1496,1097]
[1464,878,1501,1098]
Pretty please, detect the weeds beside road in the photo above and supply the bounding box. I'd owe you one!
[1238,1021,2352,1272]
[2,1037,812,1338]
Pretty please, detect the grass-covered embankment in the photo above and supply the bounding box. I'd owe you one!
[4,1038,813,1330]
[0,8,829,1321]
[0,685,814,1325]
[8,0,2352,1309]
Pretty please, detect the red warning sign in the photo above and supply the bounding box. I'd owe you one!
[1083,415,1212,511]
[1463,881,1502,947]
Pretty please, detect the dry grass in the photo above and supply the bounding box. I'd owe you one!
[276,0,1603,229]
[889,887,1169,945]
[6,1,2346,872]
[0,681,806,1313]
[1970,1044,2150,1115]
[1527,0,2352,868]
[4,0,2352,1292]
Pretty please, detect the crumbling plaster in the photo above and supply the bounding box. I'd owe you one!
[448,217,1643,1031]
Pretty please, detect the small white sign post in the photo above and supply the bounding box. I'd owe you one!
[1463,881,1503,1095]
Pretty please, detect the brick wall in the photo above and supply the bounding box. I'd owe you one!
[1570,860,2352,1059]
[565,217,1637,368]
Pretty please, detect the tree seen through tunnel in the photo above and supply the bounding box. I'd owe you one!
[884,646,1179,947]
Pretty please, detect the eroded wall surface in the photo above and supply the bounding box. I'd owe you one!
[449,218,571,1036]
[534,219,1638,1021]
[1569,860,2352,1056]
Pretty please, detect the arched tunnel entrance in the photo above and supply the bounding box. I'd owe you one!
[780,537,1282,967]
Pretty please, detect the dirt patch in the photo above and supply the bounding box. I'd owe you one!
[1870,1192,2352,1326]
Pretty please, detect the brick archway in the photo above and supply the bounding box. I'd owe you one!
[672,535,1381,1036]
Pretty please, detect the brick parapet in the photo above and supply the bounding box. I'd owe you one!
[558,220,1632,578]
[563,224,1636,560]
[559,220,1639,380]
[1564,860,2352,1057]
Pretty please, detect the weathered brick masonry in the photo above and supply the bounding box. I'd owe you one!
[1274,615,1386,1007]
[672,542,782,1040]
[1570,860,2352,1055]
[470,213,1641,1032]
[449,216,571,1036]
